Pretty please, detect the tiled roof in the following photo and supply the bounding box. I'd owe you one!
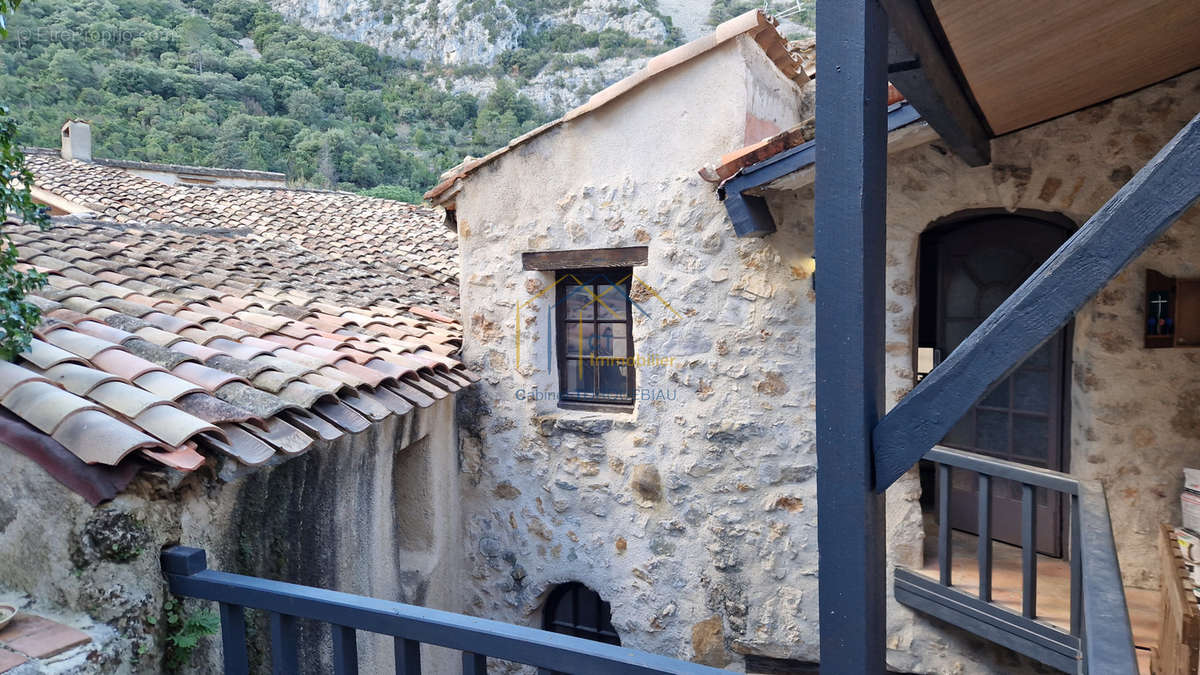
[25,151,459,312]
[424,9,808,207]
[0,216,475,503]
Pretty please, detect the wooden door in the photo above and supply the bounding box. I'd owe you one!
[930,216,1071,556]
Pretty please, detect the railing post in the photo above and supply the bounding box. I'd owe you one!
[270,613,299,675]
[163,548,249,675]
[937,463,953,586]
[977,473,993,602]
[161,546,208,576]
[333,625,359,675]
[218,604,250,675]
[1070,493,1083,636]
[1021,483,1037,619]
[1077,481,1137,671]
[462,651,487,674]
[395,637,421,674]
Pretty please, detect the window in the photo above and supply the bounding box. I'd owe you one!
[555,269,635,405]
[542,582,620,645]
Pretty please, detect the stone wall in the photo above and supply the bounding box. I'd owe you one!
[761,70,1200,671]
[451,34,829,670]
[0,396,461,674]
[451,15,1200,670]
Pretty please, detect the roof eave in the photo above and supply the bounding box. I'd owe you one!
[721,103,929,237]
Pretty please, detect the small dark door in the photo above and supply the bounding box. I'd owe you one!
[925,215,1071,556]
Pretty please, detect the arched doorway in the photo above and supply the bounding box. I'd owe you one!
[918,210,1074,556]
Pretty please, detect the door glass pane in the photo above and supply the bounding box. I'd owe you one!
[1013,368,1050,412]
[968,247,1029,285]
[1012,414,1049,460]
[595,284,628,319]
[979,285,1011,316]
[944,270,978,318]
[944,319,977,352]
[945,413,974,447]
[1024,341,1051,368]
[976,409,1009,454]
[980,380,1009,408]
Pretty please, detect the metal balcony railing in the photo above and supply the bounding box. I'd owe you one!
[161,547,725,674]
[894,446,1137,674]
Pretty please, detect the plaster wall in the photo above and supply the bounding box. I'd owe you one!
[0,396,461,674]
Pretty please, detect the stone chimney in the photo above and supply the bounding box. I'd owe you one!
[60,120,91,162]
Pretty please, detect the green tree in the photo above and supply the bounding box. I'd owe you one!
[0,0,50,358]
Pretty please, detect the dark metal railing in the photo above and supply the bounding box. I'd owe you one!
[162,547,725,675]
[895,446,1136,674]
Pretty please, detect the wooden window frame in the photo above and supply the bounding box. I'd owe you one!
[554,268,636,408]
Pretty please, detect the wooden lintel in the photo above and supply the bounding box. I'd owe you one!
[521,247,647,271]
[882,0,992,166]
[873,112,1200,492]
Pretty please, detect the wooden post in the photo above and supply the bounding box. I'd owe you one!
[814,0,889,670]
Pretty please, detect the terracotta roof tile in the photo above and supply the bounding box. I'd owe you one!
[0,213,473,500]
[27,152,458,312]
[50,409,166,465]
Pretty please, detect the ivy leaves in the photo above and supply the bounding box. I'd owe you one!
[0,104,50,360]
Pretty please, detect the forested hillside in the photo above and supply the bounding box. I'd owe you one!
[0,0,812,201]
[0,0,549,199]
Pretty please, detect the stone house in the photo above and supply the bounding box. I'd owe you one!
[427,8,1200,673]
[0,156,473,672]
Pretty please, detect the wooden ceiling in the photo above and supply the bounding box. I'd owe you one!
[931,0,1200,135]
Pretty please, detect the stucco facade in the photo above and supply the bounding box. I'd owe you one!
[0,396,461,674]
[449,17,1200,671]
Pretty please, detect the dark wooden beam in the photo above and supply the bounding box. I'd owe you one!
[882,0,991,166]
[521,246,647,271]
[814,0,888,670]
[874,112,1200,491]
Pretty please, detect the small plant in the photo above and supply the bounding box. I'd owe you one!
[162,596,220,672]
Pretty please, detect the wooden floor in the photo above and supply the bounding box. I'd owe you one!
[917,530,1159,673]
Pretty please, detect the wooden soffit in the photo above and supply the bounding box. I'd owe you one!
[931,0,1200,134]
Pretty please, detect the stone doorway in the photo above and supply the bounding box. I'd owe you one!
[917,211,1074,556]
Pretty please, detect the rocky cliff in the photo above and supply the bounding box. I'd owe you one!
[267,0,813,111]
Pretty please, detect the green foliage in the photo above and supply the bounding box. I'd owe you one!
[497,24,661,79]
[707,0,763,26]
[162,596,219,672]
[0,106,48,360]
[2,0,550,195]
[708,0,815,31]
[0,0,24,37]
[358,184,423,204]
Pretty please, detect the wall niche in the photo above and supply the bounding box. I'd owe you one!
[1145,269,1200,348]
